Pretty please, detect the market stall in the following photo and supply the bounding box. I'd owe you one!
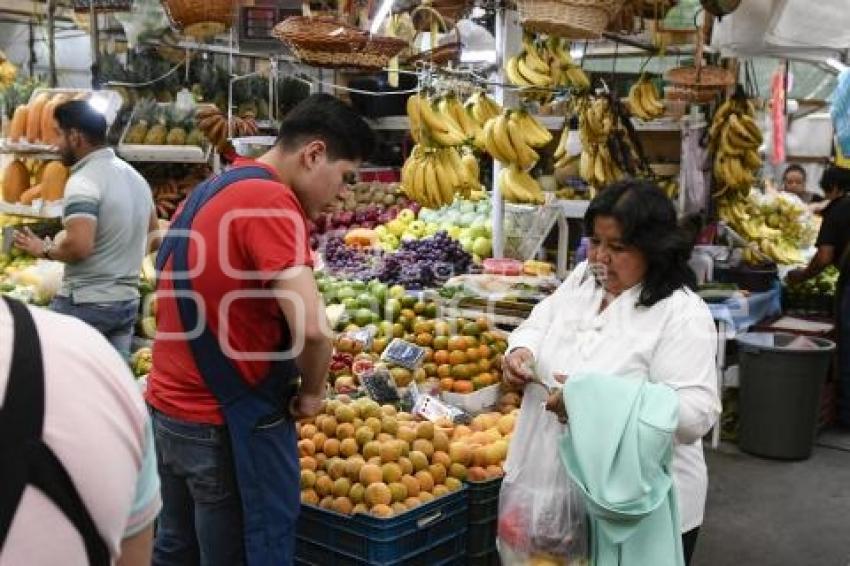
[0,0,847,564]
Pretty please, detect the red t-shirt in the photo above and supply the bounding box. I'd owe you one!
[146,159,313,424]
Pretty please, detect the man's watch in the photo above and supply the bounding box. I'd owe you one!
[42,240,55,260]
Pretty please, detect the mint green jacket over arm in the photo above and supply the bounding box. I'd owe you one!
[560,374,684,566]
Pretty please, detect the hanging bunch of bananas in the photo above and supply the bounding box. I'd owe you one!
[577,97,625,189]
[465,91,502,127]
[482,109,552,204]
[401,92,487,207]
[626,75,665,121]
[504,33,591,102]
[406,92,481,148]
[709,97,763,199]
[718,193,805,265]
[400,145,481,208]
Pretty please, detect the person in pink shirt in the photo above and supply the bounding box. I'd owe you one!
[0,297,161,566]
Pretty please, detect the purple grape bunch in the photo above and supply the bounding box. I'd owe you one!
[322,231,472,288]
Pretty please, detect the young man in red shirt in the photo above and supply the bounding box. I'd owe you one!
[147,94,375,566]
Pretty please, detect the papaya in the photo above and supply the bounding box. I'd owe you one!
[26,93,50,143]
[41,94,67,146]
[343,228,378,248]
[8,105,28,142]
[41,161,69,201]
[19,184,42,205]
[2,159,29,202]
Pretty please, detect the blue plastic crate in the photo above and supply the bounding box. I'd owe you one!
[295,486,468,566]
[466,478,502,565]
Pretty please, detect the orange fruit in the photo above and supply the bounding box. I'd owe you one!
[432,336,449,351]
[437,364,452,378]
[472,374,488,390]
[465,348,480,362]
[448,336,467,351]
[433,321,451,337]
[439,377,455,391]
[478,344,491,360]
[416,333,433,347]
[452,380,474,394]
[451,365,470,380]
[448,350,467,366]
[477,358,492,373]
[422,347,434,362]
[433,350,450,365]
[422,362,438,377]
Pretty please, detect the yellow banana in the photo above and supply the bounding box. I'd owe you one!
[490,113,520,164]
[460,151,480,186]
[506,165,545,204]
[553,127,569,161]
[505,56,530,87]
[523,41,550,75]
[566,66,590,91]
[515,110,553,147]
[742,149,762,171]
[516,55,552,88]
[506,114,540,170]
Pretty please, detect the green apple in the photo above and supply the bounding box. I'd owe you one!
[469,220,491,239]
[472,237,492,257]
[397,209,416,223]
[336,287,356,302]
[459,236,474,253]
[375,225,388,237]
[447,226,463,239]
[389,285,406,299]
[386,219,406,236]
[408,220,426,237]
[425,223,440,236]
[382,234,400,249]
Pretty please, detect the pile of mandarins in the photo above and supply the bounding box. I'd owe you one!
[298,395,517,518]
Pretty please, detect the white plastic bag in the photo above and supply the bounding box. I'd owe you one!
[497,385,588,566]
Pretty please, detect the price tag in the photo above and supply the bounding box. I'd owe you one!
[381,338,426,370]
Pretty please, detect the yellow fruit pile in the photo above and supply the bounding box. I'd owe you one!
[298,397,515,518]
[484,110,552,204]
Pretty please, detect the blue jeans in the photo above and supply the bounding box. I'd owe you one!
[50,295,139,359]
[150,409,245,566]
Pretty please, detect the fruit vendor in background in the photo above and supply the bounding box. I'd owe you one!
[0,296,160,566]
[12,100,159,358]
[503,180,721,565]
[780,164,824,208]
[787,165,850,426]
[147,94,375,566]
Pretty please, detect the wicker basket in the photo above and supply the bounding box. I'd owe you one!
[666,65,734,102]
[161,0,236,37]
[517,0,624,39]
[273,17,409,71]
[403,43,461,67]
[411,0,471,32]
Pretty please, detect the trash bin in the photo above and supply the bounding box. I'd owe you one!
[736,332,835,460]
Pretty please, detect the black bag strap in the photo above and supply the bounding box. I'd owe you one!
[0,297,110,566]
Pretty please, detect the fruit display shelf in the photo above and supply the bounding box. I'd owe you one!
[0,139,60,160]
[117,100,212,164]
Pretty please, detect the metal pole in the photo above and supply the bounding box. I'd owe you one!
[28,21,35,78]
[47,0,57,87]
[89,1,101,88]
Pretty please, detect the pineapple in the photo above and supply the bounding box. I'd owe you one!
[125,99,157,145]
[186,128,205,147]
[164,105,189,146]
[143,105,168,145]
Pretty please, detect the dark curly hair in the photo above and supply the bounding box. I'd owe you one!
[584,179,696,307]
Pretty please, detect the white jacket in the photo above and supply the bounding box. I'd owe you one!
[508,261,721,533]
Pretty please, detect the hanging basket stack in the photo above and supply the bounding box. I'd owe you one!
[160,0,236,39]
[517,0,625,39]
[273,17,409,71]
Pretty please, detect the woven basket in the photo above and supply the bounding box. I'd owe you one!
[161,0,236,37]
[411,0,471,32]
[666,65,734,102]
[403,42,461,67]
[517,0,624,39]
[273,17,409,71]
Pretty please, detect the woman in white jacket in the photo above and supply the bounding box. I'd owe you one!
[503,180,721,565]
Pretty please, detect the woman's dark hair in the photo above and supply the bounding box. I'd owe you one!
[584,179,696,307]
[277,93,375,162]
[783,164,806,180]
[820,165,850,193]
[54,100,107,145]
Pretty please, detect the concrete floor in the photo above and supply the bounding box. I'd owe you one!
[693,430,850,566]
